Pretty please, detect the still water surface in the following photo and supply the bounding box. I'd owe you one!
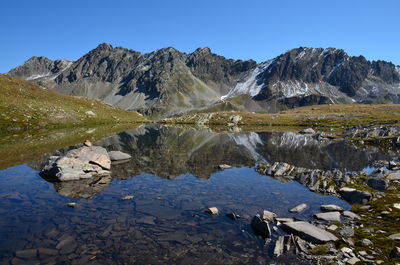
[0,125,394,264]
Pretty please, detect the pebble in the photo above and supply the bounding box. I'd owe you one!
[205,207,219,215]
[66,202,77,208]
[121,195,134,200]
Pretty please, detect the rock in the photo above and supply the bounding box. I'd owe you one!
[275,217,295,223]
[338,226,354,237]
[218,164,232,170]
[281,221,338,244]
[205,207,219,215]
[121,195,134,200]
[367,178,389,190]
[299,128,315,134]
[356,238,373,246]
[289,203,307,213]
[108,151,132,161]
[83,140,92,147]
[320,204,344,212]
[273,236,285,257]
[56,236,75,250]
[41,146,111,181]
[390,247,400,258]
[66,202,76,208]
[251,215,271,238]
[339,187,372,204]
[314,212,341,222]
[327,224,338,231]
[85,110,96,116]
[341,247,353,254]
[393,203,400,210]
[262,210,277,221]
[387,172,400,180]
[38,248,58,257]
[388,233,400,240]
[346,257,361,265]
[342,210,361,220]
[226,213,240,220]
[15,249,37,259]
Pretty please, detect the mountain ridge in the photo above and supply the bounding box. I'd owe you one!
[8,44,400,118]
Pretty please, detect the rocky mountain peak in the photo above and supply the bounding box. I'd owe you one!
[8,44,400,117]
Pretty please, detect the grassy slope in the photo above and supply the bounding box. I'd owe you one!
[165,104,400,130]
[0,74,146,133]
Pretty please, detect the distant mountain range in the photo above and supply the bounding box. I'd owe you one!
[8,43,400,118]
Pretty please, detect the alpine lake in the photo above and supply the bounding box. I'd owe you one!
[0,124,396,265]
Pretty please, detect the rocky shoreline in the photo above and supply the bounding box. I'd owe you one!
[254,156,400,263]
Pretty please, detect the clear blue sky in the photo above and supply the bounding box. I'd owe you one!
[1,0,399,73]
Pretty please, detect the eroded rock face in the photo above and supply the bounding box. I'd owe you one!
[41,146,111,181]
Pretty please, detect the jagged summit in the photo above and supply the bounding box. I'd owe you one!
[8,44,400,117]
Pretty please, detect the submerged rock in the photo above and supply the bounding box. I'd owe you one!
[226,213,241,220]
[41,146,111,181]
[273,236,285,257]
[121,195,134,201]
[289,203,307,213]
[281,221,338,244]
[251,215,271,238]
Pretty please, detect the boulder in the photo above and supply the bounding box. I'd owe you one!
[226,213,240,220]
[251,215,271,238]
[320,204,344,212]
[205,207,219,215]
[339,187,371,204]
[367,178,389,190]
[314,212,341,222]
[218,164,232,170]
[299,128,315,134]
[356,239,372,246]
[390,247,400,258]
[289,203,307,213]
[387,172,400,180]
[262,210,277,221]
[342,210,361,220]
[338,226,354,237]
[41,146,111,181]
[281,221,338,244]
[388,233,400,240]
[273,236,285,257]
[108,151,132,161]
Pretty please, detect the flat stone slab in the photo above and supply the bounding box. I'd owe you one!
[282,221,338,244]
[314,212,341,222]
[320,204,343,212]
[108,151,132,161]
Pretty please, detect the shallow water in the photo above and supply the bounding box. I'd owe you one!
[0,125,395,264]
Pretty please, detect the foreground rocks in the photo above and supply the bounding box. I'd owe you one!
[41,146,111,181]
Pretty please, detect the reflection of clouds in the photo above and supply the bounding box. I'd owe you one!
[229,132,265,162]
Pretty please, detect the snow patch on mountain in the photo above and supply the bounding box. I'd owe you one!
[221,60,274,100]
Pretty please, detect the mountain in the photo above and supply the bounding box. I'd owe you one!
[8,44,400,117]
